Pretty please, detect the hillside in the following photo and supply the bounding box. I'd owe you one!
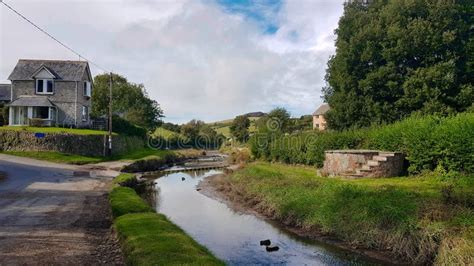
[210,115,261,138]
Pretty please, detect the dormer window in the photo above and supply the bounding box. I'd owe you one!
[36,79,54,94]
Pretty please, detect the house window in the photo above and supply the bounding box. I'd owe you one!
[83,81,91,97]
[33,107,50,119]
[315,115,319,119]
[82,106,88,121]
[36,79,54,94]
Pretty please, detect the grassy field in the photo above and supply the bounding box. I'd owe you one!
[210,116,260,138]
[151,127,180,139]
[220,162,473,264]
[0,126,111,135]
[110,177,223,265]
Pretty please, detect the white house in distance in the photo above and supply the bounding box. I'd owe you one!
[312,103,330,130]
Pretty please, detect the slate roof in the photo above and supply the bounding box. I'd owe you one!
[9,96,55,107]
[0,84,11,102]
[312,103,330,115]
[8,59,90,81]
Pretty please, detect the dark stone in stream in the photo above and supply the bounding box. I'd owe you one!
[182,177,185,181]
[260,239,271,246]
[196,188,202,191]
[266,246,279,252]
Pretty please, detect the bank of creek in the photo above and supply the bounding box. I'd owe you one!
[139,156,384,265]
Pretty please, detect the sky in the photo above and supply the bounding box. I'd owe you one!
[0,0,345,124]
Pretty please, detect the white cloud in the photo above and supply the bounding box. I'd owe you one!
[0,0,344,124]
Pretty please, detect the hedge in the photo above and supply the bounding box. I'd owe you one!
[250,113,474,174]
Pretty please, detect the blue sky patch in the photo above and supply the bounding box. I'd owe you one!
[215,0,282,34]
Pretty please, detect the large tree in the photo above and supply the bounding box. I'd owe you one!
[230,115,250,143]
[256,107,291,133]
[323,0,473,130]
[92,73,163,130]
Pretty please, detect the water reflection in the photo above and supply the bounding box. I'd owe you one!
[149,170,380,265]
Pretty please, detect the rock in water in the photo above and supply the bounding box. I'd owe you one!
[260,239,271,246]
[181,177,185,181]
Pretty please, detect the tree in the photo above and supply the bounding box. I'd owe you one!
[230,115,250,143]
[323,0,473,130]
[92,73,164,130]
[256,107,291,133]
[181,119,205,141]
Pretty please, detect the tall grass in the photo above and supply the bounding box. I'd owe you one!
[223,162,474,264]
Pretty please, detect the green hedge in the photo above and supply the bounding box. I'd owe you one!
[109,186,153,217]
[250,113,474,174]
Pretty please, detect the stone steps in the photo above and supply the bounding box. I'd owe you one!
[346,152,400,178]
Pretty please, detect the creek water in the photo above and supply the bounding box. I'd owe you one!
[147,169,380,265]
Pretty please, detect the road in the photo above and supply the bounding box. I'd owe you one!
[0,155,124,265]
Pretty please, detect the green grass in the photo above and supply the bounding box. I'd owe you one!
[225,162,473,264]
[151,127,181,140]
[0,150,104,165]
[110,148,176,161]
[211,117,260,138]
[215,126,231,137]
[1,147,178,165]
[113,173,136,185]
[109,186,153,217]
[110,178,223,265]
[115,213,223,265]
[0,126,111,135]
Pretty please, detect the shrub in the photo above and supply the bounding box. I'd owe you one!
[249,112,474,174]
[112,115,147,138]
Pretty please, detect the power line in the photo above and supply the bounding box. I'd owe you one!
[0,0,110,73]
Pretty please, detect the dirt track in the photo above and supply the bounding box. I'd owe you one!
[0,155,124,265]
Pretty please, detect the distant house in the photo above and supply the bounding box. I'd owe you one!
[7,59,92,127]
[312,103,330,130]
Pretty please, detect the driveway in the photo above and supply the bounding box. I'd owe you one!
[0,154,124,265]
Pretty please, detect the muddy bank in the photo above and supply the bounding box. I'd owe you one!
[198,173,404,265]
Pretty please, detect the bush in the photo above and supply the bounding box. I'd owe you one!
[112,115,147,138]
[250,113,474,174]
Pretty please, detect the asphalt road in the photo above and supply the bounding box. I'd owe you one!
[0,156,124,265]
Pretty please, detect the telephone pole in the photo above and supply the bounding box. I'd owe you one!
[108,72,113,156]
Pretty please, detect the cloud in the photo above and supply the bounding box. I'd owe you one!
[0,0,344,124]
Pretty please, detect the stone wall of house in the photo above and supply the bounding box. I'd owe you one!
[0,130,144,157]
[312,114,327,130]
[11,80,91,127]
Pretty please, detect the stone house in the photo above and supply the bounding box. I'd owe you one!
[0,84,11,104]
[7,59,92,127]
[312,103,330,130]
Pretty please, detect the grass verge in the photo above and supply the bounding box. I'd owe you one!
[1,148,199,165]
[217,162,473,265]
[0,150,104,165]
[115,213,223,265]
[109,186,152,217]
[110,176,223,265]
[0,126,111,135]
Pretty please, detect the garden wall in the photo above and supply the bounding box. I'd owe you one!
[0,130,145,157]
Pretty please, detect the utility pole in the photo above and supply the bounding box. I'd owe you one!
[108,72,113,156]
